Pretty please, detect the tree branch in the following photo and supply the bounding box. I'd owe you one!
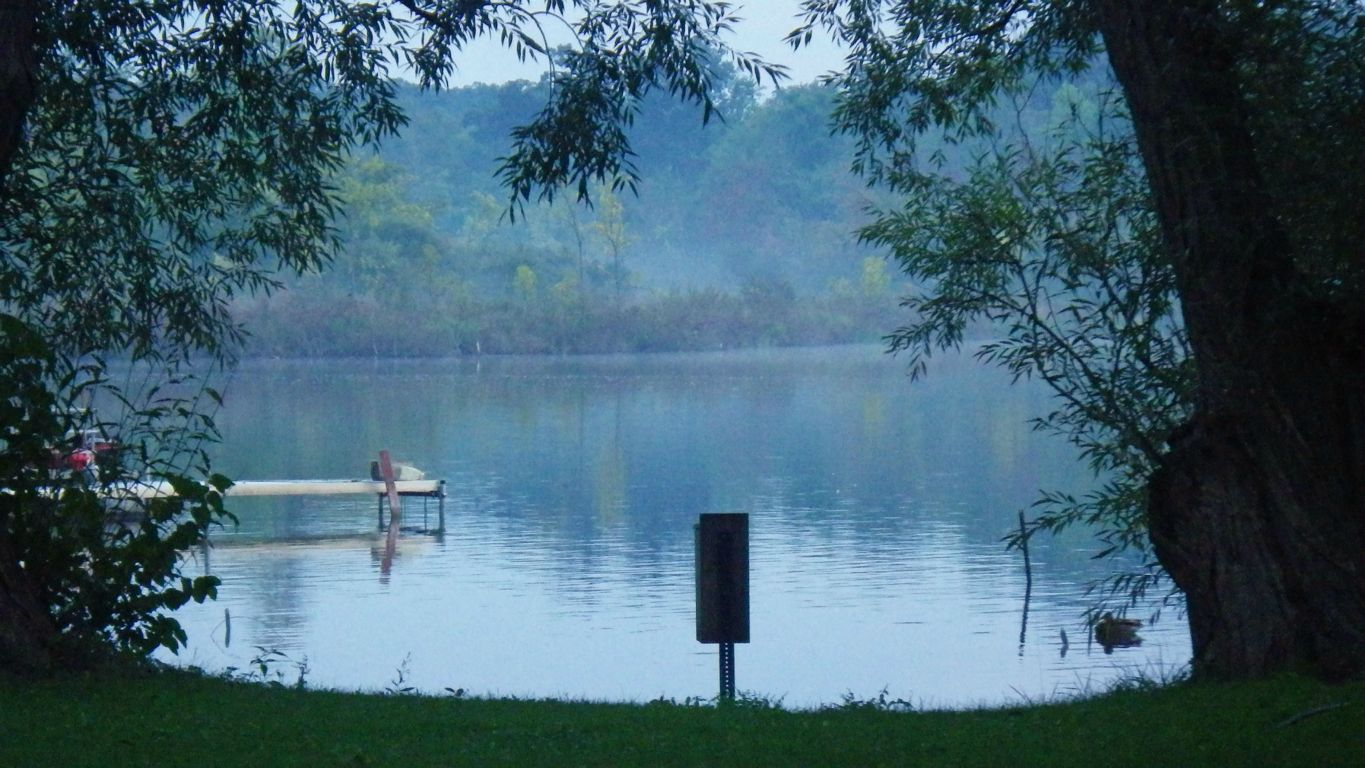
[392,0,490,31]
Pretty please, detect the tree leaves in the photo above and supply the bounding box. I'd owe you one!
[497,2,786,213]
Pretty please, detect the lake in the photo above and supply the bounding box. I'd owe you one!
[162,345,1189,708]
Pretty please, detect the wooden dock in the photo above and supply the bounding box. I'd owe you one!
[107,475,448,534]
[124,478,444,500]
[10,452,447,535]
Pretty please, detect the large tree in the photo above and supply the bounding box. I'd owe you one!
[0,0,777,673]
[799,0,1365,678]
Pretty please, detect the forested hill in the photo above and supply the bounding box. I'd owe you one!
[235,72,906,357]
[380,74,879,295]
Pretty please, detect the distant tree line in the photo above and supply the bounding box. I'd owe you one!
[233,74,908,356]
[237,271,900,356]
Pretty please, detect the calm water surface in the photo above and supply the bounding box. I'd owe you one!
[164,345,1189,707]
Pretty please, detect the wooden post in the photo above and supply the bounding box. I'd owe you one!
[437,480,446,533]
[379,450,402,575]
[1018,509,1032,654]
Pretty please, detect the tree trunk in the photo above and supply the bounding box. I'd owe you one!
[0,525,56,673]
[0,1,51,673]
[1096,0,1365,678]
[0,0,37,188]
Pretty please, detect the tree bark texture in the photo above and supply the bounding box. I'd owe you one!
[0,0,38,188]
[0,521,56,673]
[0,0,52,673]
[1096,0,1365,678]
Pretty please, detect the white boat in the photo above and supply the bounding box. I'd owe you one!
[369,461,426,482]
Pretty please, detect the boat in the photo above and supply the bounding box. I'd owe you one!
[369,461,426,482]
[48,422,121,481]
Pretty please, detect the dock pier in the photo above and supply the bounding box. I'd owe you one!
[119,476,448,533]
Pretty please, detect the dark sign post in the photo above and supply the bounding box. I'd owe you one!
[695,513,749,700]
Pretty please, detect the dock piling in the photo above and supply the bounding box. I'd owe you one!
[437,480,446,533]
[379,450,402,575]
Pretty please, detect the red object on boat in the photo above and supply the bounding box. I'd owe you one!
[66,448,95,472]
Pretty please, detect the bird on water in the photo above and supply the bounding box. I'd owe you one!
[1094,612,1143,652]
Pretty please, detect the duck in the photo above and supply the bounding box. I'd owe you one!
[1094,612,1143,650]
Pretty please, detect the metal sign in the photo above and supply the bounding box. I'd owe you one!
[696,512,749,699]
[695,513,750,643]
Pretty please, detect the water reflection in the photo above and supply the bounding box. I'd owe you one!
[164,346,1189,707]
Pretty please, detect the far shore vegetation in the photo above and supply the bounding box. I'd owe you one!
[236,282,904,358]
[231,80,910,359]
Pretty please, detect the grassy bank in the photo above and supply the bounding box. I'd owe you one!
[1,671,1361,767]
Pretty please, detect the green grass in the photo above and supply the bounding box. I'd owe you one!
[1,669,1361,767]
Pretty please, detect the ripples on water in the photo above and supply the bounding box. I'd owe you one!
[164,346,1189,707]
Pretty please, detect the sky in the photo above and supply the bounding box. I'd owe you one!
[443,1,847,88]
